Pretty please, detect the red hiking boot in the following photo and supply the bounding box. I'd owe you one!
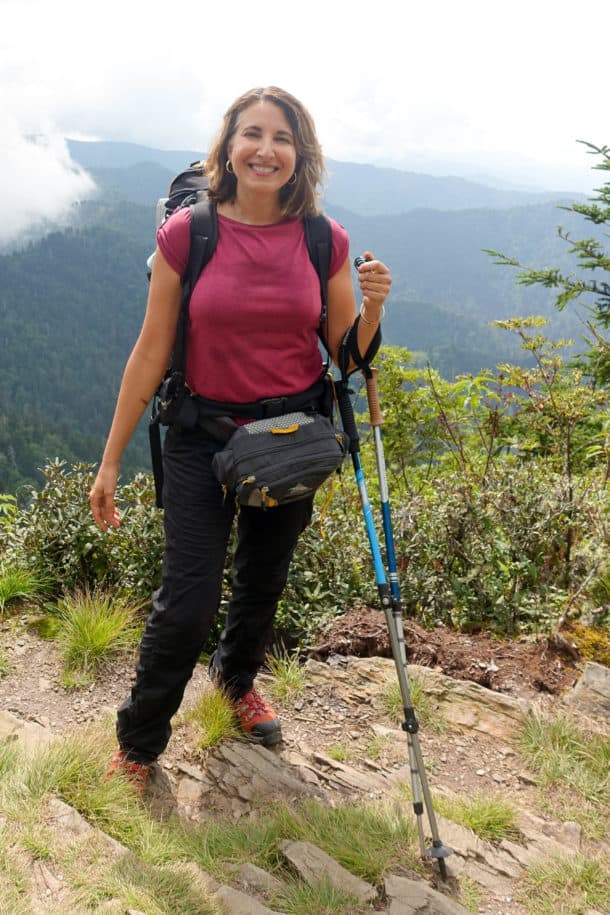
[105,749,151,796]
[233,688,283,747]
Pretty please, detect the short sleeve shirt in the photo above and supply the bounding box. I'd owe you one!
[157,208,349,403]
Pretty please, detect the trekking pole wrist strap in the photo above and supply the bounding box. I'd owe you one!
[338,314,382,381]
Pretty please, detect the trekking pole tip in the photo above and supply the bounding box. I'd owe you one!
[427,842,453,880]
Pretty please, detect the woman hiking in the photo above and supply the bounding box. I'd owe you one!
[89,85,391,792]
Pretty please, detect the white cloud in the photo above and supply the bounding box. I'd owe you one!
[0,117,96,247]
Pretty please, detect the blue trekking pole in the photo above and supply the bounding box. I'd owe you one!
[336,358,452,879]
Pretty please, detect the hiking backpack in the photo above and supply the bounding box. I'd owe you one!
[148,161,334,506]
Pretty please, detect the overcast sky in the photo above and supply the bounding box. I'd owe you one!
[1,0,608,245]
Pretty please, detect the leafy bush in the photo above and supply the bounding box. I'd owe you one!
[1,460,164,600]
[394,461,607,633]
[3,324,608,645]
[0,494,18,534]
[0,461,375,649]
[275,485,376,645]
[586,562,610,625]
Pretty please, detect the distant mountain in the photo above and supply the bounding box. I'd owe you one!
[87,161,175,207]
[68,140,580,218]
[329,202,589,324]
[67,139,204,174]
[323,159,577,216]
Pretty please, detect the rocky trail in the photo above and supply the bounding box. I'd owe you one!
[0,607,609,915]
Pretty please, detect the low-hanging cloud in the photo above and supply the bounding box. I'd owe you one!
[0,116,96,249]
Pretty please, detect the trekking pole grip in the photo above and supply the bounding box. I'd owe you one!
[336,380,360,453]
[365,367,383,427]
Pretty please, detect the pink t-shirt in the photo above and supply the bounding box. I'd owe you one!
[157,208,349,404]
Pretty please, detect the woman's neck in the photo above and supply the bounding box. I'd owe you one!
[218,190,284,226]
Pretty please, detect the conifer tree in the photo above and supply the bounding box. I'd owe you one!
[486,142,610,384]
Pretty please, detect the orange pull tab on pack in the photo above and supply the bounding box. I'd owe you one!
[271,424,299,435]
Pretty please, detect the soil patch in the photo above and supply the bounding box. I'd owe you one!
[311,606,580,698]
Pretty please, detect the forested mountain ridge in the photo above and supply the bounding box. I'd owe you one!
[0,143,594,492]
[0,218,151,492]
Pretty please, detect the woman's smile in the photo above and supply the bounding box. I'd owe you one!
[227,100,297,194]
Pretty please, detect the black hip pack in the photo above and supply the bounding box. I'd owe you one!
[212,409,349,509]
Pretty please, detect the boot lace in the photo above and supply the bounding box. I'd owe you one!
[235,688,273,722]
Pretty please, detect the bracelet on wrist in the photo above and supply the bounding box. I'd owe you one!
[359,302,385,326]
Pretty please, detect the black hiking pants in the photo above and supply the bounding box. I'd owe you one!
[116,424,313,763]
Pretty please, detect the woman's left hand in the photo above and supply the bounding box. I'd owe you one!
[356,251,392,318]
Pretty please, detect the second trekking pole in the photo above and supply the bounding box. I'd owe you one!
[335,370,452,879]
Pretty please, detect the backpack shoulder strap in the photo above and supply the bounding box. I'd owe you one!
[172,199,218,375]
[185,197,218,292]
[303,213,332,326]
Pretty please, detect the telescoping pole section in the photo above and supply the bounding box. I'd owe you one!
[336,371,452,879]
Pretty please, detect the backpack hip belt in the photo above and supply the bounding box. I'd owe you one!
[192,373,329,423]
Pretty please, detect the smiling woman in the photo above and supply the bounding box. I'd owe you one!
[88,85,392,792]
[205,86,323,222]
[225,105,297,201]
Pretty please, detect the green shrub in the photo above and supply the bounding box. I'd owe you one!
[3,461,164,600]
[393,461,606,634]
[275,488,376,645]
[2,461,375,651]
[0,494,18,533]
[586,562,610,625]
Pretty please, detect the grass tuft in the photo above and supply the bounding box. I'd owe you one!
[435,793,520,842]
[18,824,55,861]
[327,744,352,762]
[0,564,48,613]
[382,670,447,733]
[181,814,283,877]
[185,686,241,751]
[0,740,19,778]
[275,875,362,914]
[267,647,307,702]
[520,853,610,914]
[271,798,420,884]
[516,710,609,837]
[458,874,483,913]
[363,734,393,761]
[52,588,140,685]
[70,854,217,915]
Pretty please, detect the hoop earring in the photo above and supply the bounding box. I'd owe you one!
[225,159,234,174]
[287,172,297,186]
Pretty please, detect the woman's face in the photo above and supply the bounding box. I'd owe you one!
[227,100,297,198]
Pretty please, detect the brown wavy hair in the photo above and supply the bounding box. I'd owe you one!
[205,87,325,218]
